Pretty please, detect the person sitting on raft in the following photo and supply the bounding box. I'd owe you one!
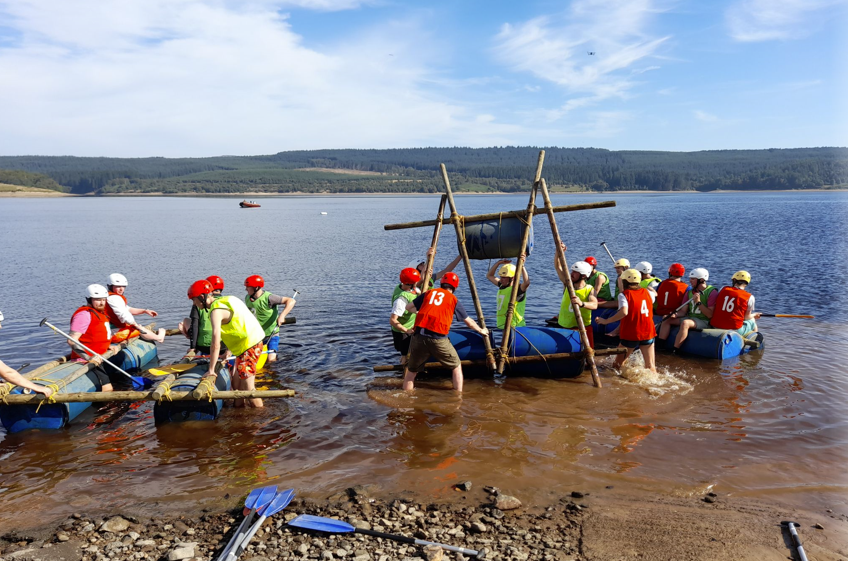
[68,284,129,392]
[105,273,165,344]
[634,262,661,290]
[598,258,631,309]
[189,280,266,408]
[403,272,489,393]
[585,256,612,303]
[596,269,658,373]
[486,257,530,329]
[657,267,717,354]
[411,249,462,291]
[709,270,761,336]
[655,263,688,316]
[390,267,422,367]
[179,275,227,356]
[244,275,296,363]
[0,310,54,397]
[554,249,598,348]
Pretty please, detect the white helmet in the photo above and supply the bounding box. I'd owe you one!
[0,310,4,322]
[571,261,593,278]
[690,268,709,281]
[86,284,108,299]
[107,273,128,287]
[634,261,652,275]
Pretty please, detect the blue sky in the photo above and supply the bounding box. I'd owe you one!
[0,0,845,157]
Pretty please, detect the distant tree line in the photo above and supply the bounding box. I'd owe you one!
[0,168,67,192]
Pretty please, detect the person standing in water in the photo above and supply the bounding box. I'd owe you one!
[244,275,296,363]
[486,256,530,329]
[596,269,658,373]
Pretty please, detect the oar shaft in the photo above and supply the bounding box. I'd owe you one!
[41,320,134,380]
[354,528,478,556]
[217,514,253,561]
[661,295,699,322]
[0,389,296,404]
[600,242,616,265]
[762,314,814,318]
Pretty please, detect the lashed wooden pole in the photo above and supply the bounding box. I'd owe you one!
[498,150,545,373]
[419,195,448,292]
[373,347,626,372]
[0,389,296,404]
[539,178,602,388]
[440,164,496,372]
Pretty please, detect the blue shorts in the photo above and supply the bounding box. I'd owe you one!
[264,334,279,352]
[620,338,655,349]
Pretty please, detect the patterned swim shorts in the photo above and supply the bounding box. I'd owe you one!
[234,341,264,379]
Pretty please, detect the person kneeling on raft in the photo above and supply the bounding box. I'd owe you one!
[596,269,658,373]
[189,280,267,408]
[402,272,489,393]
[390,267,422,367]
[68,284,130,392]
[180,275,228,357]
[709,270,761,335]
[486,256,530,329]
[244,274,296,363]
[105,273,166,344]
[657,267,717,354]
[554,247,598,348]
[0,310,54,397]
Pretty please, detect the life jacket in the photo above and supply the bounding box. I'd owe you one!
[639,276,661,289]
[70,306,111,360]
[589,271,611,300]
[244,291,279,337]
[105,291,130,330]
[414,288,458,336]
[710,286,751,330]
[210,296,266,356]
[687,285,716,321]
[391,284,418,332]
[496,283,526,329]
[558,285,593,329]
[620,288,657,341]
[655,279,689,315]
[195,305,213,348]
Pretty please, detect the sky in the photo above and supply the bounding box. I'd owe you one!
[0,0,846,157]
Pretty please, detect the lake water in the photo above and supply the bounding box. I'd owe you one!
[0,192,846,531]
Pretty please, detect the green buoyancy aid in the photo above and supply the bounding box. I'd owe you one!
[558,285,593,328]
[589,271,611,300]
[195,306,213,348]
[210,295,266,356]
[391,284,418,332]
[639,277,661,289]
[244,291,279,337]
[687,285,716,321]
[496,285,526,329]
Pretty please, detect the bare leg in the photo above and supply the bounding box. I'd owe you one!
[178,318,191,339]
[232,375,245,408]
[101,383,114,392]
[613,345,628,369]
[643,343,657,372]
[267,352,277,363]
[674,319,694,349]
[140,327,166,344]
[451,365,463,393]
[243,375,262,408]
[402,369,418,391]
[658,318,679,341]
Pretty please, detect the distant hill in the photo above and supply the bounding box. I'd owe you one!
[0,147,845,194]
[0,168,67,192]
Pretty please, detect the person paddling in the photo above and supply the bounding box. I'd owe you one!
[105,273,165,344]
[554,250,598,348]
[596,269,658,373]
[710,271,761,335]
[655,263,688,318]
[189,280,266,407]
[402,272,489,393]
[657,268,717,354]
[486,257,530,329]
[180,275,227,356]
[0,310,54,397]
[68,284,129,392]
[244,275,296,363]
[390,267,422,367]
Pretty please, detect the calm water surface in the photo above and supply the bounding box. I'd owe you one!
[0,192,846,531]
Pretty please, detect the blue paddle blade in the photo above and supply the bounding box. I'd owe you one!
[244,486,270,510]
[260,488,296,517]
[254,486,278,511]
[132,376,154,390]
[288,514,355,534]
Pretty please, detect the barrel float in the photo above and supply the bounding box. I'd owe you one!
[152,362,231,423]
[461,217,533,260]
[447,326,584,378]
[660,327,763,359]
[0,339,158,433]
[591,307,620,338]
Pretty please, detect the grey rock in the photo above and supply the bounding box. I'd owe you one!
[353,550,371,561]
[335,548,349,557]
[703,496,716,504]
[494,494,522,511]
[166,544,194,561]
[81,523,96,533]
[570,491,584,499]
[100,517,131,534]
[135,540,156,548]
[814,523,825,530]
[475,547,491,559]
[321,551,334,560]
[469,522,487,534]
[352,520,371,531]
[454,482,472,492]
[7,549,35,560]
[297,543,310,554]
[56,533,70,542]
[422,544,443,561]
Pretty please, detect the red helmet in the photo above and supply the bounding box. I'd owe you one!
[244,275,265,288]
[669,263,685,277]
[188,280,213,299]
[585,256,597,267]
[206,275,224,291]
[400,267,421,285]
[440,272,460,290]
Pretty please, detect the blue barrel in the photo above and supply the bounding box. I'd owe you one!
[591,307,620,337]
[461,217,533,260]
[662,327,748,359]
[119,340,158,371]
[153,363,231,423]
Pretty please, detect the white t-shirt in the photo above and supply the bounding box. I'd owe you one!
[617,290,657,311]
[391,297,409,317]
[107,294,136,325]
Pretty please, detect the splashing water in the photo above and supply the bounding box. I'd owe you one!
[617,350,693,397]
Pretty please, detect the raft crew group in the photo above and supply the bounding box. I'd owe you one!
[390,246,761,389]
[0,274,295,408]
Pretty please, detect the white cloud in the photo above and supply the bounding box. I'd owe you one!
[694,110,719,122]
[726,0,847,42]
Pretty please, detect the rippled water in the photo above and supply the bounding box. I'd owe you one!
[0,192,846,531]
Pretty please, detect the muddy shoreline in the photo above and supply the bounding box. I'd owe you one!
[2,486,846,561]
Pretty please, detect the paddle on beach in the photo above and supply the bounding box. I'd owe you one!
[216,485,277,561]
[229,488,295,560]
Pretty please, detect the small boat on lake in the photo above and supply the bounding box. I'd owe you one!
[239,200,261,208]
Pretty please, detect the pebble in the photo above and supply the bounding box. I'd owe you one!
[704,496,716,504]
[469,522,488,534]
[56,532,70,542]
[570,491,584,499]
[422,544,443,561]
[454,481,472,492]
[100,516,131,534]
[167,544,195,561]
[814,523,825,530]
[495,494,522,511]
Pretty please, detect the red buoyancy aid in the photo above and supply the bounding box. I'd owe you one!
[414,288,458,336]
[105,291,129,329]
[655,279,689,315]
[70,306,111,360]
[710,286,751,330]
[620,288,657,341]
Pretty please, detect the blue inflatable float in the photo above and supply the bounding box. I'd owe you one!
[152,362,231,424]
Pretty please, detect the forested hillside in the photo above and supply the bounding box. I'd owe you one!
[0,147,844,194]
[0,169,67,192]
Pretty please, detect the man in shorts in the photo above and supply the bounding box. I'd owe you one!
[244,275,296,363]
[189,280,266,407]
[596,269,658,372]
[402,272,489,393]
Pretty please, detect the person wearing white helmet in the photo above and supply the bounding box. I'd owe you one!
[710,271,761,335]
[657,267,717,354]
[634,261,661,291]
[596,268,658,372]
[67,284,127,391]
[0,311,55,397]
[554,244,598,348]
[105,273,165,344]
[486,255,531,329]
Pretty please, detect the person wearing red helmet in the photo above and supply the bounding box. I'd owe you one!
[654,264,688,317]
[410,249,462,291]
[402,272,489,393]
[244,275,296,363]
[189,280,266,407]
[390,267,422,366]
[584,256,611,302]
[179,275,227,356]
[207,275,225,297]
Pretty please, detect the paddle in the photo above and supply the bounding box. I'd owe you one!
[599,241,616,266]
[660,294,700,322]
[230,488,295,560]
[145,363,198,377]
[287,514,479,557]
[761,314,814,319]
[216,486,277,561]
[781,521,809,561]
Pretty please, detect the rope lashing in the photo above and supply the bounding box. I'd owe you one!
[195,378,216,402]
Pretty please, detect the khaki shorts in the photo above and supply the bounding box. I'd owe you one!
[407,335,461,372]
[684,317,710,330]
